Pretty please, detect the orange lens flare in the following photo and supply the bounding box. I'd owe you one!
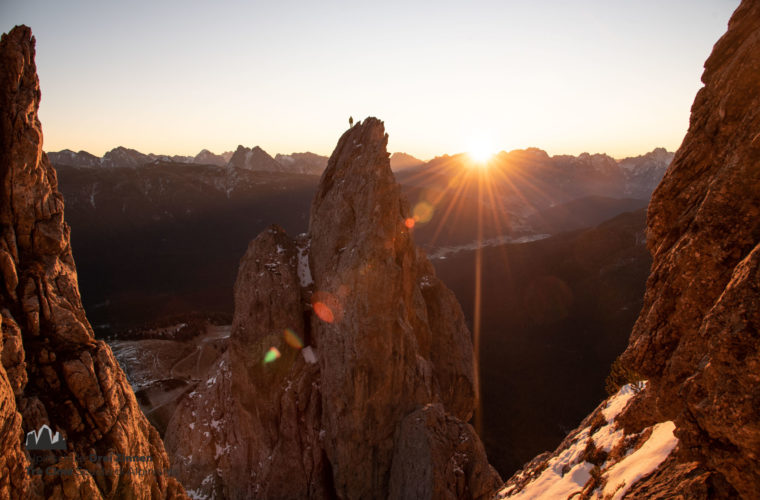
[284,328,304,349]
[312,291,343,323]
[405,218,415,229]
[313,302,334,323]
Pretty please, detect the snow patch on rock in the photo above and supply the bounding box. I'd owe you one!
[601,421,678,500]
[498,383,678,499]
[296,239,313,286]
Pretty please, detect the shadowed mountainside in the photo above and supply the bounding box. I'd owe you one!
[55,162,319,331]
[434,209,650,476]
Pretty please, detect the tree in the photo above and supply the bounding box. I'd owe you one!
[349,116,354,127]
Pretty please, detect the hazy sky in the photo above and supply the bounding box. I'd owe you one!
[2,0,740,160]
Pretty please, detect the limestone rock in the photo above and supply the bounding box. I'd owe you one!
[310,118,498,498]
[164,226,327,499]
[498,1,760,497]
[0,25,185,499]
[495,383,737,499]
[617,1,760,496]
[309,117,486,498]
[390,404,502,500]
[164,118,500,498]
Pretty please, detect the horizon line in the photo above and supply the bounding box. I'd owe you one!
[44,144,674,164]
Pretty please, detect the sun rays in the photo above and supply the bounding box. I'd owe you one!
[399,146,562,435]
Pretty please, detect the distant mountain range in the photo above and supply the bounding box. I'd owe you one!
[48,146,426,176]
[399,147,673,208]
[50,146,670,333]
[275,151,332,175]
[47,145,327,174]
[390,152,425,170]
[48,145,669,201]
[397,147,672,249]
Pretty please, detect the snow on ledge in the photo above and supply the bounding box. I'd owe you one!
[601,421,678,500]
[297,241,313,286]
[603,381,645,421]
[503,460,593,500]
[497,382,680,500]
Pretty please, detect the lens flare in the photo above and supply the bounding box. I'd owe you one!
[413,201,434,223]
[405,218,415,229]
[263,347,281,364]
[284,328,304,349]
[312,291,343,323]
[313,301,335,323]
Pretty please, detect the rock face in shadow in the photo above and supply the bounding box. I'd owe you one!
[389,404,503,500]
[164,118,501,498]
[164,226,327,499]
[498,1,760,498]
[0,26,185,499]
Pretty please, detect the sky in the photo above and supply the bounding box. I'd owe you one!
[2,0,741,160]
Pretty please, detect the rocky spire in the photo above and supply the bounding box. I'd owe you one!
[0,26,185,498]
[164,117,501,498]
[309,117,492,497]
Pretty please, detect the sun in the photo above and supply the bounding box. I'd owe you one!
[466,136,498,165]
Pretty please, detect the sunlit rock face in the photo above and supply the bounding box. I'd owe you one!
[0,26,185,499]
[499,1,760,497]
[165,117,501,498]
[619,1,760,496]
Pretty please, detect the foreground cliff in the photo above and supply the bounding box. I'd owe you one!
[163,117,501,498]
[0,26,185,498]
[499,1,760,498]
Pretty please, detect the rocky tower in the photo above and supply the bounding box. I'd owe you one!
[0,26,185,498]
[310,117,489,497]
[498,1,760,498]
[164,118,501,498]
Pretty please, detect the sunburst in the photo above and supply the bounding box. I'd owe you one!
[467,136,498,165]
